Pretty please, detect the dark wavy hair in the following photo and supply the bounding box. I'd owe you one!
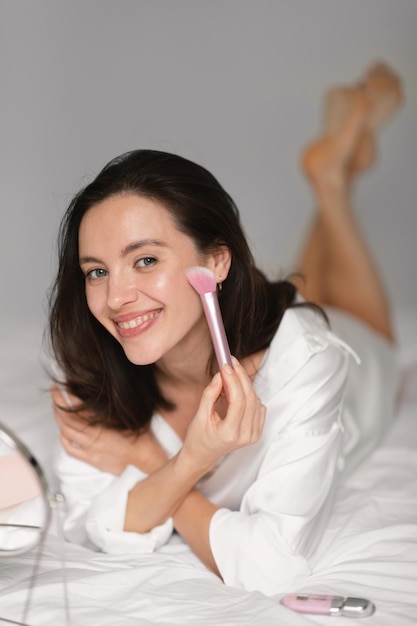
[48,149,313,432]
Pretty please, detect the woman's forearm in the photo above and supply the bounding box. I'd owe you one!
[124,447,212,533]
[173,489,220,575]
[124,449,221,576]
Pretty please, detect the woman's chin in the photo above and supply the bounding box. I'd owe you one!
[121,345,161,367]
[125,353,157,366]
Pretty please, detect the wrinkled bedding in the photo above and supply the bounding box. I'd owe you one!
[0,310,416,625]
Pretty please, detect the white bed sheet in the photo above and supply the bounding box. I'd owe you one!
[0,311,416,626]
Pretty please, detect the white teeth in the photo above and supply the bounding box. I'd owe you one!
[118,312,157,330]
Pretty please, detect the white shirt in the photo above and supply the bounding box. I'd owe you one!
[55,305,397,595]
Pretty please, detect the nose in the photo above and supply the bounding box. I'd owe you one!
[106,271,138,310]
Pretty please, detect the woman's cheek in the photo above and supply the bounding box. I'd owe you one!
[85,286,103,320]
[151,272,169,292]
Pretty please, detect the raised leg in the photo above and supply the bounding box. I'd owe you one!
[294,62,403,342]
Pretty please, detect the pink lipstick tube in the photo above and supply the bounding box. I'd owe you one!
[280,593,375,618]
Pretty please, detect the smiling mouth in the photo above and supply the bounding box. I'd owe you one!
[116,311,160,330]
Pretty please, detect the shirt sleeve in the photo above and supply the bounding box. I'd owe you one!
[54,445,173,553]
[209,335,349,595]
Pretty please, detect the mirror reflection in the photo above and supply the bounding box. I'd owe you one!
[0,424,50,556]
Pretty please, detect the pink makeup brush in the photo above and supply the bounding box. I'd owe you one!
[185,266,233,370]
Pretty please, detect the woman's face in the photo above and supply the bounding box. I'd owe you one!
[78,193,218,367]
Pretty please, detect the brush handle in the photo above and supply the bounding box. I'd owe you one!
[200,292,232,369]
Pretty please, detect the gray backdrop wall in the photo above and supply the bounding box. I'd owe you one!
[1,0,416,333]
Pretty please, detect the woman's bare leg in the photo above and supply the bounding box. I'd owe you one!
[295,62,403,341]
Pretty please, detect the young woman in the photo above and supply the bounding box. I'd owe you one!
[49,62,402,595]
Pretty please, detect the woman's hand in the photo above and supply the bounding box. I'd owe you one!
[51,385,168,475]
[180,357,266,476]
[124,358,265,534]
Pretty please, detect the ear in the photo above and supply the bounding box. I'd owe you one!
[206,246,232,283]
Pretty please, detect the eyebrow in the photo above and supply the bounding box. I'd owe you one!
[79,238,168,265]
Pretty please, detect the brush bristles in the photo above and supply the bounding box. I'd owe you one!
[186,266,217,295]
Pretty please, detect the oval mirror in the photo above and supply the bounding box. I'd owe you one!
[0,422,50,556]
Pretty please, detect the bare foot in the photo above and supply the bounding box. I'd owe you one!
[301,86,369,186]
[366,61,403,130]
[352,61,403,171]
[301,62,403,183]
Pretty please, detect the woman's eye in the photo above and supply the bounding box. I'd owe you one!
[136,257,157,268]
[86,268,108,280]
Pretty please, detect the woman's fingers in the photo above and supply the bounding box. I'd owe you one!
[201,358,266,451]
[50,384,97,454]
[182,358,266,476]
[221,358,266,446]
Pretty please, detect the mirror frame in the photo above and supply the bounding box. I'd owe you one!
[0,422,51,556]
